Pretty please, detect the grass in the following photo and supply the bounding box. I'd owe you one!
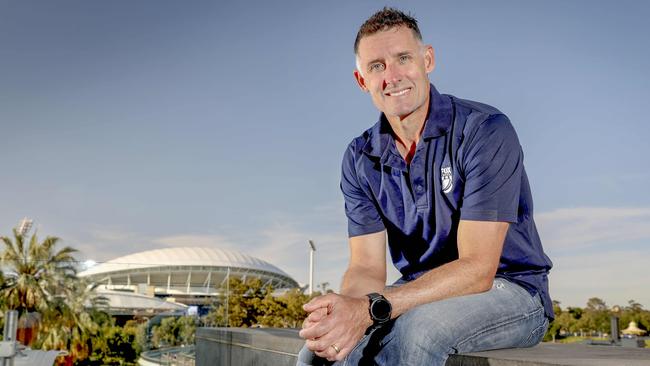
[548,336,650,349]
[552,336,608,344]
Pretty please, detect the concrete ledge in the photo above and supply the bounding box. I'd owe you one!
[196,327,650,366]
[446,343,650,366]
[196,328,303,366]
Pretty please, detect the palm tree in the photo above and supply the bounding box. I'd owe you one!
[1,229,112,364]
[0,229,78,315]
[0,270,7,309]
[1,229,80,349]
[36,278,108,364]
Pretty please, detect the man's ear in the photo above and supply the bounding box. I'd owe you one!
[354,69,369,92]
[424,45,435,73]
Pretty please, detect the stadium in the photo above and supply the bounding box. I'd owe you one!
[78,247,300,313]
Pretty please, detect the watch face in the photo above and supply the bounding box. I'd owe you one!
[371,299,391,321]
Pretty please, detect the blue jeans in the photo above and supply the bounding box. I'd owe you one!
[297,278,548,366]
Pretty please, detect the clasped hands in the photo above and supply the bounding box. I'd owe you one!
[299,293,373,362]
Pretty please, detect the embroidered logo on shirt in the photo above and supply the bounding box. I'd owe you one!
[441,166,453,194]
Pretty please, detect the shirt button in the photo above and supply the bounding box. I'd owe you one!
[415,185,424,193]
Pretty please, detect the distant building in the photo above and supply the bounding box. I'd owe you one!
[622,321,647,336]
[79,247,299,315]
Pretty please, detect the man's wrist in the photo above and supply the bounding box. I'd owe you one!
[366,292,392,327]
[353,296,373,325]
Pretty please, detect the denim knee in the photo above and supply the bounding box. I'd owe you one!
[389,306,456,358]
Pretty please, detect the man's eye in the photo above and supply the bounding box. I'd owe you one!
[399,55,411,64]
[369,63,385,72]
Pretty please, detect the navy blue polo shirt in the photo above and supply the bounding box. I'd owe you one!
[341,84,554,319]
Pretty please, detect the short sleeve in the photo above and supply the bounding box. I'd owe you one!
[340,144,386,237]
[459,114,522,223]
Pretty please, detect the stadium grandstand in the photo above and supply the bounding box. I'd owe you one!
[79,247,300,314]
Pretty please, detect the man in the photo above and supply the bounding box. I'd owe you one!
[298,8,552,366]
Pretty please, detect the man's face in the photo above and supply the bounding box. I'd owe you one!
[354,26,435,120]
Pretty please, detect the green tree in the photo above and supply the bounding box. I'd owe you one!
[586,297,608,312]
[544,299,650,343]
[620,300,649,333]
[626,299,643,312]
[0,271,7,308]
[206,278,271,327]
[83,317,143,366]
[151,316,196,348]
[34,280,107,364]
[567,307,583,321]
[0,230,77,315]
[132,320,149,353]
[176,316,197,346]
[255,288,287,327]
[275,289,310,328]
[205,278,310,329]
[544,300,563,342]
[152,317,178,348]
[577,298,610,336]
[101,325,140,365]
[1,230,110,364]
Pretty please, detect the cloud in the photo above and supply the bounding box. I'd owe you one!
[71,229,240,264]
[70,204,650,308]
[549,249,649,308]
[536,207,650,250]
[246,203,403,291]
[73,203,356,291]
[64,200,436,294]
[87,228,135,242]
[152,234,237,249]
[250,218,350,289]
[68,227,150,262]
[537,206,650,307]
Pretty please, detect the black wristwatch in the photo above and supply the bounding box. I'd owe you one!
[366,292,392,325]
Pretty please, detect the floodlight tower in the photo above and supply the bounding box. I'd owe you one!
[16,217,33,236]
[308,240,316,296]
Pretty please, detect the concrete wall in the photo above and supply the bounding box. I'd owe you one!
[196,327,650,366]
[196,328,302,366]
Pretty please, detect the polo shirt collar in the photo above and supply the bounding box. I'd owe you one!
[362,83,453,165]
[421,84,453,140]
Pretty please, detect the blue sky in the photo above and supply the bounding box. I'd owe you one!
[2,0,649,309]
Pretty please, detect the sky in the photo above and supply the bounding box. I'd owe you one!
[1,0,649,309]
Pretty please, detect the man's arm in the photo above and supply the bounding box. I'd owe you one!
[340,230,387,297]
[299,230,387,361]
[383,219,508,318]
[299,221,507,361]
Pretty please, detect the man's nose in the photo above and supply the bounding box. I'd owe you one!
[384,62,403,85]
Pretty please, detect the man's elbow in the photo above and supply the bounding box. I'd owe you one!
[347,264,386,282]
[475,274,496,293]
[468,260,499,293]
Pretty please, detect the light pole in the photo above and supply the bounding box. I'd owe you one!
[1,310,18,366]
[16,218,33,236]
[610,305,621,344]
[308,240,316,296]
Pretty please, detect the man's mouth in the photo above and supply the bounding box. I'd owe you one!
[385,88,411,97]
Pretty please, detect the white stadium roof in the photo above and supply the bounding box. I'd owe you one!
[79,247,299,299]
[80,247,292,278]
